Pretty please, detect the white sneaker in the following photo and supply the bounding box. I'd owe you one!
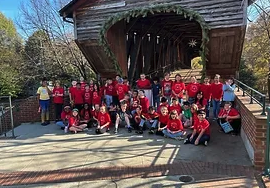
[204,141,208,146]
[114,129,118,134]
[175,136,184,141]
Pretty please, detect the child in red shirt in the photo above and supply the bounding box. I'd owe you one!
[136,73,151,89]
[169,98,182,115]
[80,77,86,91]
[84,84,92,106]
[80,103,92,128]
[137,106,159,134]
[162,110,185,140]
[52,81,64,121]
[186,76,200,104]
[161,72,173,104]
[69,81,77,107]
[73,83,84,112]
[172,74,185,105]
[90,104,100,127]
[157,97,169,114]
[96,106,111,134]
[194,91,207,111]
[130,90,140,113]
[184,110,210,146]
[138,90,150,113]
[92,83,101,105]
[116,78,129,101]
[68,109,87,134]
[133,106,142,130]
[56,106,72,129]
[191,104,199,128]
[211,74,223,120]
[104,78,114,108]
[157,106,169,136]
[200,77,211,118]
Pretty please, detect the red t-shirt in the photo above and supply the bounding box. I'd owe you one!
[146,112,159,120]
[194,119,210,135]
[131,97,140,110]
[134,112,141,123]
[167,119,184,132]
[172,81,185,98]
[92,91,101,105]
[80,109,91,120]
[84,90,92,104]
[192,113,199,125]
[218,108,239,119]
[200,83,212,100]
[157,103,169,114]
[112,81,118,96]
[73,89,84,104]
[186,83,200,98]
[137,79,151,89]
[161,79,173,96]
[116,84,128,100]
[169,104,182,115]
[99,87,105,98]
[53,87,64,104]
[105,84,114,96]
[159,114,169,125]
[69,86,76,97]
[98,112,111,127]
[139,97,150,113]
[211,83,223,100]
[68,116,80,127]
[81,82,86,91]
[195,99,207,110]
[91,110,99,119]
[61,111,72,121]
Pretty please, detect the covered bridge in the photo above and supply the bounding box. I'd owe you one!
[60,0,253,81]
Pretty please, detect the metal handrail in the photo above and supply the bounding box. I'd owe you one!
[234,79,266,115]
[146,64,171,77]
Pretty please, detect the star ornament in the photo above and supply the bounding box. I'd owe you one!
[188,39,197,48]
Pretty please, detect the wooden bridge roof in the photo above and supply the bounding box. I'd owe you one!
[60,0,256,19]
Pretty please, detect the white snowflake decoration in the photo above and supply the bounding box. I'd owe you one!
[188,39,197,48]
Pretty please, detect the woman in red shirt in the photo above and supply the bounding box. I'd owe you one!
[200,77,211,118]
[172,74,185,104]
[186,76,200,104]
[162,110,185,140]
[52,81,64,122]
[96,106,111,134]
[68,109,87,134]
[168,98,182,115]
[218,102,241,135]
[184,110,210,146]
[157,106,169,136]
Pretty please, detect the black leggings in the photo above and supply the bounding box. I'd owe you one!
[54,103,63,120]
[186,133,210,145]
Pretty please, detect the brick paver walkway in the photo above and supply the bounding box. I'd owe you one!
[0,160,255,186]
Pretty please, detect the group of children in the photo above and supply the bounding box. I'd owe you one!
[36,72,240,146]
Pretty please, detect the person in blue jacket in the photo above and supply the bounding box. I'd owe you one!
[222,78,236,107]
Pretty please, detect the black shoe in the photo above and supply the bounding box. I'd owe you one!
[41,122,47,126]
[106,128,110,132]
[148,129,155,134]
[128,127,132,133]
[61,127,65,130]
[45,121,50,125]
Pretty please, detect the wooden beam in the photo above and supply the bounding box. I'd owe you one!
[126,17,139,33]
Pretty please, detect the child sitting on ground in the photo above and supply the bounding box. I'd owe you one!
[130,90,140,115]
[169,97,182,115]
[90,104,100,127]
[157,97,169,114]
[138,90,150,113]
[108,103,117,125]
[96,106,111,134]
[182,101,192,128]
[114,102,133,134]
[162,110,185,140]
[133,106,142,130]
[137,106,159,134]
[68,109,88,134]
[80,103,92,128]
[56,105,72,130]
[184,110,210,146]
[195,91,207,110]
[191,104,199,128]
[156,106,169,136]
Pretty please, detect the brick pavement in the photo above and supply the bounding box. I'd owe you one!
[0,160,256,186]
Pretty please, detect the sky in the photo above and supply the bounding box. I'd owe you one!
[0,0,22,21]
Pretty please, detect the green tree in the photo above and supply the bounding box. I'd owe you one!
[239,59,257,89]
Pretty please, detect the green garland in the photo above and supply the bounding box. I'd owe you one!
[99,4,210,76]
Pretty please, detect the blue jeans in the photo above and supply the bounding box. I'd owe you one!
[205,100,210,118]
[153,95,160,108]
[212,100,221,118]
[105,95,113,107]
[139,119,158,129]
[162,129,183,138]
[39,99,50,113]
[56,121,66,128]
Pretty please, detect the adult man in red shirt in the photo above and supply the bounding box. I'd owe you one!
[200,77,211,118]
[161,72,173,104]
[211,74,223,120]
[73,83,84,111]
[186,76,200,104]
